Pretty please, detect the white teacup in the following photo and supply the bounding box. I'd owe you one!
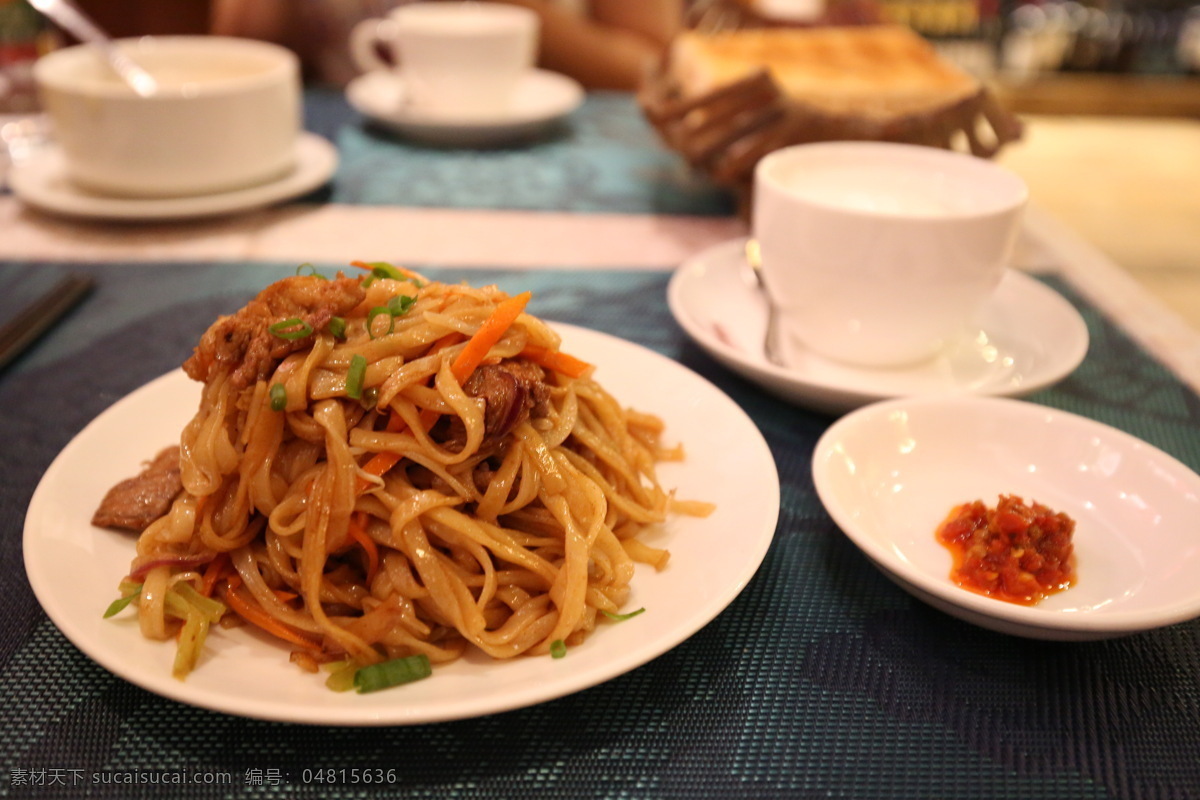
[753,142,1029,368]
[350,2,539,119]
[34,36,300,198]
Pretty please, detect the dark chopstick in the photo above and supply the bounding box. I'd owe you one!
[0,274,95,371]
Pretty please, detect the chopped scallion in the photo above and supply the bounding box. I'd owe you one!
[346,354,367,399]
[295,263,326,279]
[360,262,423,288]
[387,294,416,317]
[268,317,314,341]
[102,584,143,618]
[550,639,567,659]
[328,316,347,339]
[368,262,405,280]
[324,661,358,692]
[269,383,288,411]
[353,654,432,693]
[600,607,646,622]
[366,306,394,339]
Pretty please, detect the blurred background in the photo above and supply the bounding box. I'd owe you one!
[4,0,1198,114]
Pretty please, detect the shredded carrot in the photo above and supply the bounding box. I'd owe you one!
[354,410,434,493]
[348,260,425,283]
[273,589,299,603]
[520,344,593,379]
[355,367,427,491]
[223,579,321,651]
[358,417,410,491]
[354,294,530,492]
[200,552,231,598]
[450,291,531,384]
[346,511,379,586]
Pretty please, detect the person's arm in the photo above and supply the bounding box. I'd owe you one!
[496,0,683,90]
[588,0,681,47]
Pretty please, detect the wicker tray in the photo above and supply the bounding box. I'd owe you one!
[638,21,1023,209]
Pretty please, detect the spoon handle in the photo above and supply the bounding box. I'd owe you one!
[27,0,158,96]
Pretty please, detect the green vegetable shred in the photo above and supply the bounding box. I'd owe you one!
[268,317,314,341]
[345,354,367,399]
[269,383,288,411]
[353,654,433,693]
[601,607,647,622]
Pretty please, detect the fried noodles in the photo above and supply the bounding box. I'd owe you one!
[98,267,709,688]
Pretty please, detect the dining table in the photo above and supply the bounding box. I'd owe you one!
[2,84,1200,800]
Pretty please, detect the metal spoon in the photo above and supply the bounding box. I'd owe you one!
[745,238,787,367]
[28,0,158,97]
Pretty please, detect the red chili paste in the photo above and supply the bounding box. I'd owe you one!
[935,494,1076,605]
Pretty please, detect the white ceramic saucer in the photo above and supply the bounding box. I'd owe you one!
[667,238,1089,415]
[9,132,338,222]
[813,395,1200,640]
[346,69,584,146]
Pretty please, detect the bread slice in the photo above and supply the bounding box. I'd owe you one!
[669,25,980,121]
[639,23,1022,211]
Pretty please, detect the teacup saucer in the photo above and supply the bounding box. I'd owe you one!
[667,238,1089,415]
[8,132,338,222]
[346,69,584,146]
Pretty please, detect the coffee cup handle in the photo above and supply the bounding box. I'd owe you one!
[349,17,399,73]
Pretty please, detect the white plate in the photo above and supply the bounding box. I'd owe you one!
[24,323,779,725]
[346,69,584,146]
[667,238,1089,415]
[9,132,338,221]
[812,395,1200,640]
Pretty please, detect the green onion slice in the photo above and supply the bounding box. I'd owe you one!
[269,383,288,411]
[295,263,326,279]
[361,262,424,288]
[387,294,416,317]
[600,607,646,622]
[102,583,143,618]
[366,306,394,339]
[368,262,405,280]
[346,354,367,400]
[550,639,567,659]
[328,316,347,339]
[268,317,314,341]
[324,661,358,693]
[353,654,433,693]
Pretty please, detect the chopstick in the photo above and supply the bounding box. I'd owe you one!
[0,273,95,371]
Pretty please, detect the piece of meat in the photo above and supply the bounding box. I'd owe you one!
[463,359,550,442]
[183,275,366,389]
[435,359,550,449]
[92,446,184,532]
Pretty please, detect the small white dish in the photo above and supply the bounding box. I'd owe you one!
[9,132,337,221]
[812,395,1200,640]
[667,238,1089,415]
[24,324,779,725]
[346,68,584,146]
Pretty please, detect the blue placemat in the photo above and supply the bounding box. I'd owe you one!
[309,89,735,217]
[2,260,1199,799]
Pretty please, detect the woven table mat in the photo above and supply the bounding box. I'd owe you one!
[310,90,735,217]
[2,261,1198,799]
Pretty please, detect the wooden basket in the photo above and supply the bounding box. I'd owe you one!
[637,18,1024,211]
